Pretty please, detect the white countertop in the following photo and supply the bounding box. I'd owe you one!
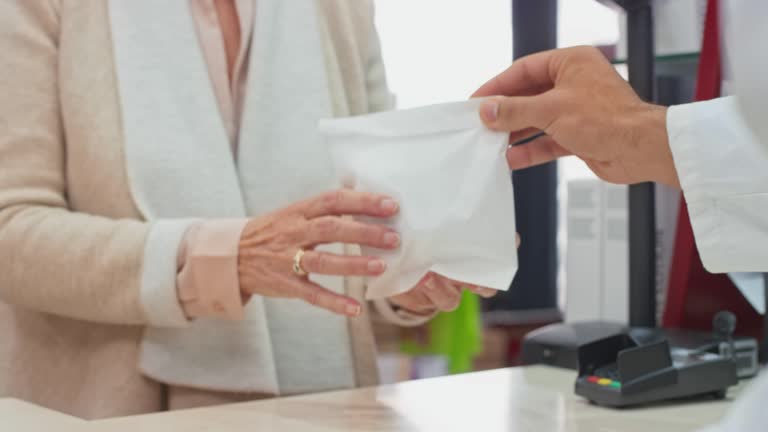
[2,365,743,431]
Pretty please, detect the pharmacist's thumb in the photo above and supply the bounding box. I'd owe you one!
[479,93,559,134]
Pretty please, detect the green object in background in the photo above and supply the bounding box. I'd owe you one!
[401,290,482,374]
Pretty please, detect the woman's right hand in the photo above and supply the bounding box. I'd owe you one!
[238,189,401,317]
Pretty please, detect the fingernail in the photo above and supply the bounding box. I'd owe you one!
[346,304,362,316]
[380,199,399,212]
[480,100,499,123]
[383,232,401,247]
[426,279,437,291]
[368,260,386,273]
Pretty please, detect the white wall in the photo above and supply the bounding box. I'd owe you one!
[373,0,512,108]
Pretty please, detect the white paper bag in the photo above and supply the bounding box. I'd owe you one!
[319,99,518,300]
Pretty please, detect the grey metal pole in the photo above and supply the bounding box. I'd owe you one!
[502,0,559,312]
[614,0,657,328]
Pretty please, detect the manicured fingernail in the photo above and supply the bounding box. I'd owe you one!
[383,232,400,247]
[480,100,499,123]
[346,304,362,316]
[368,260,386,273]
[380,199,399,212]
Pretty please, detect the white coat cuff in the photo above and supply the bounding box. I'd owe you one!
[141,219,199,327]
[667,97,768,273]
[373,298,436,327]
[667,99,731,204]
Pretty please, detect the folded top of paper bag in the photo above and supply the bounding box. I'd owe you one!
[319,99,518,300]
[319,99,489,138]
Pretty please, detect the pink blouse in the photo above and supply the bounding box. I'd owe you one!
[176,0,255,320]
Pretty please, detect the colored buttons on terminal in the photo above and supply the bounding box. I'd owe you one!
[586,376,622,388]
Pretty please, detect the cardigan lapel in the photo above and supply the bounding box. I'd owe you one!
[108,0,245,220]
[108,0,280,394]
[108,0,357,394]
[236,0,336,215]
[236,0,355,394]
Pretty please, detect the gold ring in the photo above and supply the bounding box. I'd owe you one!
[292,249,308,277]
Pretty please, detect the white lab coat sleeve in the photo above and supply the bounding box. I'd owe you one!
[667,96,768,273]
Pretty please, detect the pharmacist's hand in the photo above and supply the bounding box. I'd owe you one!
[388,234,521,315]
[473,46,679,187]
[238,189,401,317]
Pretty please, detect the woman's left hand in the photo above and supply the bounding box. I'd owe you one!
[387,272,497,315]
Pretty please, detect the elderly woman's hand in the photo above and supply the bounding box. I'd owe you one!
[388,273,498,315]
[238,189,400,317]
[387,234,521,315]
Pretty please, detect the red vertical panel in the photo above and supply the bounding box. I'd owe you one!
[662,0,762,337]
